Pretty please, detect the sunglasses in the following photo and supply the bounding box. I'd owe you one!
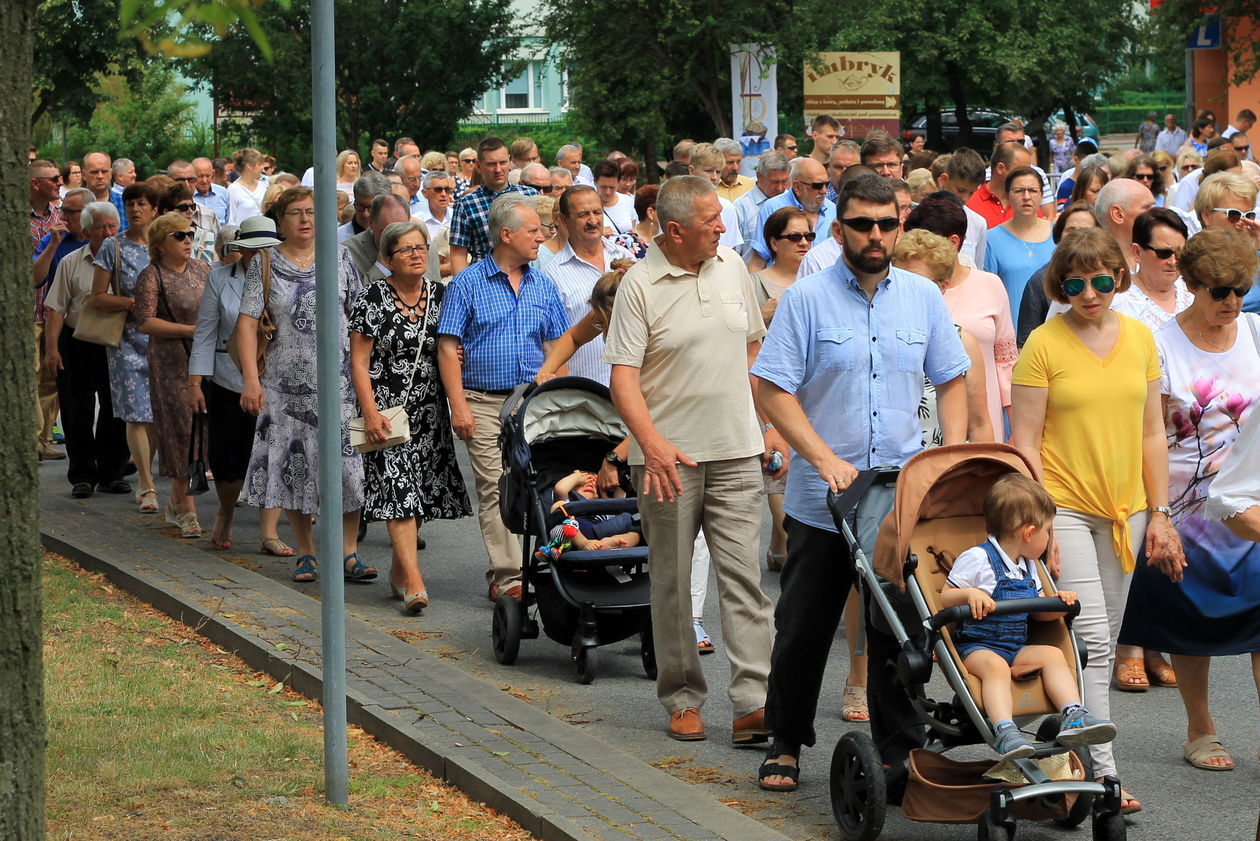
[167,230,195,242]
[172,176,197,184]
[1234,145,1251,154]
[175,202,197,212]
[35,175,63,183]
[774,231,817,243]
[1181,164,1200,172]
[1132,172,1155,181]
[1062,274,1115,296]
[796,179,828,191]
[841,216,900,233]
[460,158,476,164]
[1214,207,1258,223]
[1139,243,1178,260]
[429,186,454,193]
[783,145,798,151]
[1201,284,1247,301]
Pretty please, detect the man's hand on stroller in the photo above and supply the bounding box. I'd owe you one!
[762,427,790,479]
[816,453,858,493]
[640,434,697,504]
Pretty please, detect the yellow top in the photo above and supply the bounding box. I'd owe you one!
[1012,313,1160,572]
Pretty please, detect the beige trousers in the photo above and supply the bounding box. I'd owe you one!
[635,456,774,718]
[34,322,59,447]
[464,390,521,591]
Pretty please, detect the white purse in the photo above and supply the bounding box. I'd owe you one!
[349,282,429,454]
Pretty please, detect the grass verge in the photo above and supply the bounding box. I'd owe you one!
[43,551,534,841]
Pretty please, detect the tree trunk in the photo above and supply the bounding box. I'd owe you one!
[0,0,46,840]
[945,63,973,148]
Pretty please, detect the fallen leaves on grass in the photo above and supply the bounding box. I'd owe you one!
[389,627,444,644]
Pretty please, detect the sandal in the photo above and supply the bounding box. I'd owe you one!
[1144,654,1178,687]
[841,684,870,722]
[765,551,787,572]
[136,488,158,513]
[1183,734,1234,771]
[343,552,378,582]
[1120,789,1142,814]
[758,741,801,792]
[1113,657,1149,692]
[694,618,715,654]
[403,590,429,612]
[292,555,318,583]
[260,537,295,557]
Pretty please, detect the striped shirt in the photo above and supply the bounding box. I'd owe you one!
[436,254,569,391]
[542,239,634,385]
[30,204,61,323]
[448,183,538,262]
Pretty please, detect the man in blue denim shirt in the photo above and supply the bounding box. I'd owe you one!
[750,175,970,791]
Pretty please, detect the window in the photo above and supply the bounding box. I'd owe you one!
[499,62,539,111]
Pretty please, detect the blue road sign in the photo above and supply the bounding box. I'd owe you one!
[1187,16,1221,50]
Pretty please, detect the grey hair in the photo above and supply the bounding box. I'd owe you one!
[548,166,573,181]
[1079,152,1111,171]
[789,157,818,179]
[370,193,409,222]
[215,224,240,253]
[352,171,391,201]
[655,175,716,229]
[422,170,452,189]
[62,187,94,206]
[519,162,549,184]
[489,192,535,246]
[112,158,134,176]
[80,200,118,227]
[556,144,580,163]
[713,137,742,157]
[1052,122,1068,133]
[755,152,790,176]
[392,154,420,173]
[377,221,428,262]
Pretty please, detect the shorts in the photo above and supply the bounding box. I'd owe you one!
[955,639,1022,665]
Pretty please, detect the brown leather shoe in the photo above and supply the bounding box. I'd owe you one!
[732,707,772,744]
[488,582,523,602]
[667,707,706,741]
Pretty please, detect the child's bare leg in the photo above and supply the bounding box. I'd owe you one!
[1016,645,1080,709]
[964,650,1016,723]
[603,531,641,548]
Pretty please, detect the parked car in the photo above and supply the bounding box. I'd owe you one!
[905,109,1023,152]
[1045,111,1100,142]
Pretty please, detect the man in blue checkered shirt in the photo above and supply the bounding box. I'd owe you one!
[448,137,538,275]
[437,193,568,601]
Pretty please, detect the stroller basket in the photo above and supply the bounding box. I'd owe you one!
[902,749,1085,824]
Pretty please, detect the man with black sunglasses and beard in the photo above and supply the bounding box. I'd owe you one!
[750,174,971,793]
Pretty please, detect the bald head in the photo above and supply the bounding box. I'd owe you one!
[1094,178,1155,244]
[519,162,551,191]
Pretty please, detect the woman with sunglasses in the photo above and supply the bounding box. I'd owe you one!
[158,182,218,263]
[1194,172,1260,314]
[1012,227,1182,814]
[1118,227,1260,772]
[134,212,211,538]
[984,167,1056,320]
[1130,155,1167,207]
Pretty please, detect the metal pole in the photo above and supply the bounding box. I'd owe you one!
[1185,48,1195,128]
[311,0,348,809]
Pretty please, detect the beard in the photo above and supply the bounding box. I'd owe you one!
[844,240,891,274]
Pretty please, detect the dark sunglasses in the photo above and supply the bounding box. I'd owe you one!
[774,231,817,243]
[174,202,197,212]
[1132,172,1155,181]
[1202,284,1247,301]
[842,216,900,233]
[1062,274,1115,297]
[783,145,798,151]
[167,230,195,242]
[797,179,828,191]
[1139,243,1178,260]
[1214,207,1258,223]
[1233,144,1251,154]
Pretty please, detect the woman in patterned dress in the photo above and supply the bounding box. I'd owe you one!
[135,212,210,538]
[349,222,471,612]
[236,187,373,584]
[90,182,159,513]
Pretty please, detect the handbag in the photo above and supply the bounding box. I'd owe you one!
[187,410,210,495]
[227,249,275,376]
[74,238,127,347]
[349,281,430,453]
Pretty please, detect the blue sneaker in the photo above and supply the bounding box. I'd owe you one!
[52,425,64,443]
[1057,708,1116,747]
[993,725,1035,760]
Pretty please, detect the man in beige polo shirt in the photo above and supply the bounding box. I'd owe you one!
[603,175,787,743]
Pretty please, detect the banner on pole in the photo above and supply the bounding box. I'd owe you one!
[731,44,777,175]
[803,51,901,141]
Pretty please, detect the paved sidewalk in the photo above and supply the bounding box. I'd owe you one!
[41,495,787,841]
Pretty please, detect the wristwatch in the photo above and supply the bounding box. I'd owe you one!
[605,450,626,466]
[1149,505,1173,518]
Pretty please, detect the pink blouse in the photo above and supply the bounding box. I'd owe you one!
[943,267,1017,436]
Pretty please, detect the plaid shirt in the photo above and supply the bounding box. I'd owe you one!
[448,183,538,262]
[30,204,61,323]
[436,254,568,391]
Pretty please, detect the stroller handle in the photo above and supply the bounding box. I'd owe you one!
[825,466,901,524]
[929,597,1081,631]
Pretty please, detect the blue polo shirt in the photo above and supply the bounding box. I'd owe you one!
[193,183,230,226]
[750,260,970,532]
[750,189,836,262]
[436,254,569,391]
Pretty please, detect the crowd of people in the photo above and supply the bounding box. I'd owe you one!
[29,109,1260,810]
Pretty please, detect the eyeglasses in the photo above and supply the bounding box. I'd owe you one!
[175,202,197,212]
[284,208,317,218]
[1201,284,1247,301]
[1181,164,1200,173]
[796,179,828,191]
[460,158,476,164]
[1233,145,1251,154]
[1061,274,1116,296]
[541,223,558,232]
[354,201,372,212]
[35,175,63,183]
[774,231,817,243]
[869,161,902,173]
[167,230,195,242]
[841,216,900,233]
[1214,207,1258,223]
[1010,187,1041,196]
[1138,243,1178,260]
[171,176,197,184]
[390,244,429,256]
[1132,172,1155,181]
[428,186,454,193]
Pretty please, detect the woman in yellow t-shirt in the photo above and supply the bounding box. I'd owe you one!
[1010,227,1183,814]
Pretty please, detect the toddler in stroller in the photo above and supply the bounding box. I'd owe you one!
[941,473,1116,759]
[550,470,642,551]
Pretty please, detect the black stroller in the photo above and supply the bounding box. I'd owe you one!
[493,376,655,684]
[828,444,1126,841]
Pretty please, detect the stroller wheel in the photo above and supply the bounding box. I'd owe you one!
[640,630,658,680]
[492,595,524,665]
[829,731,886,841]
[1091,811,1126,841]
[977,810,1015,841]
[571,638,598,684]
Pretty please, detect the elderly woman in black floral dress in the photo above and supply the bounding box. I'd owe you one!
[349,221,471,613]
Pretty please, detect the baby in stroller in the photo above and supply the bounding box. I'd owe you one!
[940,474,1116,759]
[550,470,643,550]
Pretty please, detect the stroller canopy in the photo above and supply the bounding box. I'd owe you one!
[521,382,628,446]
[873,443,1040,590]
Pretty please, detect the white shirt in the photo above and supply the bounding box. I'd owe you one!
[336,220,357,243]
[602,192,639,237]
[416,203,452,243]
[576,163,595,187]
[717,195,743,251]
[1171,167,1204,212]
[300,166,315,188]
[961,205,988,268]
[226,180,268,225]
[946,536,1044,595]
[542,240,634,384]
[796,234,842,278]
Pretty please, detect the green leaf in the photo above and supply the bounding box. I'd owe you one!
[268,681,284,694]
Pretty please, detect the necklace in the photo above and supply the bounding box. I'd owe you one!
[390,280,427,319]
[1183,313,1233,352]
[283,246,315,269]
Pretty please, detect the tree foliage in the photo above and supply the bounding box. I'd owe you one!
[183,0,517,166]
[1152,1,1259,86]
[33,0,147,127]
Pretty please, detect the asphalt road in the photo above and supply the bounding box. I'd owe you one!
[41,447,1260,840]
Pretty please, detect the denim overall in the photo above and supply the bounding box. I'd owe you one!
[953,541,1039,665]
